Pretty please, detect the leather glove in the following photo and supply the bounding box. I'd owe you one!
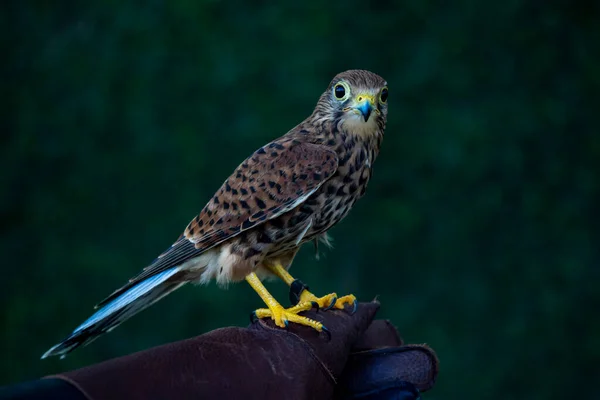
[0,302,438,399]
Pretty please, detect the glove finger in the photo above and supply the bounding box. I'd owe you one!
[336,344,439,397]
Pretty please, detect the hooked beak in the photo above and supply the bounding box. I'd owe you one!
[354,95,375,122]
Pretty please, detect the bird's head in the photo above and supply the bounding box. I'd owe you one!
[314,70,388,137]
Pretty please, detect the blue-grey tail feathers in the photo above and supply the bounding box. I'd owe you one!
[41,267,185,359]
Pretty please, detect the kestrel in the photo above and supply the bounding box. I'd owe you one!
[43,69,388,359]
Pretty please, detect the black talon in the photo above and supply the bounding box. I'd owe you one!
[324,296,338,311]
[250,311,258,323]
[284,319,289,328]
[351,299,358,315]
[311,301,319,311]
[289,279,310,306]
[321,325,331,341]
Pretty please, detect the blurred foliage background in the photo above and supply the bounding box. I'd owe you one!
[2,1,598,398]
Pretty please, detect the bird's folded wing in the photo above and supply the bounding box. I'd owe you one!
[96,139,337,308]
[186,139,338,247]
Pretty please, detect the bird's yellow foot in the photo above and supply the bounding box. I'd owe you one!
[300,291,338,310]
[300,291,358,313]
[252,301,328,334]
[334,294,358,312]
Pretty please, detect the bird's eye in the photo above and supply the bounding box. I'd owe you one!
[380,87,388,104]
[333,82,349,101]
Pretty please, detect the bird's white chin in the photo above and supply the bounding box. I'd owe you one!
[341,113,379,137]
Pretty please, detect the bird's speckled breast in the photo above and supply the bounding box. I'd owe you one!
[263,131,381,258]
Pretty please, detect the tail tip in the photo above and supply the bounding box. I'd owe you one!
[41,342,75,360]
[40,347,57,360]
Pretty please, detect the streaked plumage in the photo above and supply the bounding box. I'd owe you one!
[43,69,388,359]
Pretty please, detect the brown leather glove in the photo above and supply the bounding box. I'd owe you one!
[2,302,437,399]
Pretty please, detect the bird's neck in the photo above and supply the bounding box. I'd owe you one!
[292,117,381,160]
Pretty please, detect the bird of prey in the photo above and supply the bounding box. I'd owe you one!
[42,69,388,359]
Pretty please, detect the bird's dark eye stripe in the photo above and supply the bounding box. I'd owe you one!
[334,84,346,99]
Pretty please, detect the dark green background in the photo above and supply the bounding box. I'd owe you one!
[2,1,598,398]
